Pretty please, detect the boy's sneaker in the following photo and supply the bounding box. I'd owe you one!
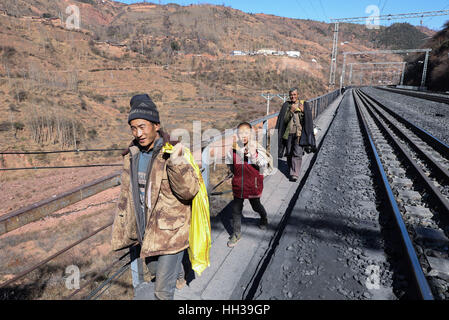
[259,217,268,230]
[227,233,241,248]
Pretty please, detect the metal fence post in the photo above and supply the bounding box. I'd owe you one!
[130,245,144,289]
[202,145,210,192]
[262,120,268,150]
[270,126,279,170]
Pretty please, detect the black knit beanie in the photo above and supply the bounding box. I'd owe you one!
[128,94,160,124]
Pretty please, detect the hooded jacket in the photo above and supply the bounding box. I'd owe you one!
[111,132,200,258]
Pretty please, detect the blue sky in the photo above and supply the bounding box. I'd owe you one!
[116,0,449,30]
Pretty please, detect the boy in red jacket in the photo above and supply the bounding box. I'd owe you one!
[225,122,272,248]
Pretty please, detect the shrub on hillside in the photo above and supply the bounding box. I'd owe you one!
[14,90,28,102]
[0,46,17,60]
[9,104,20,112]
[0,121,11,132]
[78,0,96,4]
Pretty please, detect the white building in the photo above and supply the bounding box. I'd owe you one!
[230,50,246,56]
[286,51,301,58]
[257,49,276,56]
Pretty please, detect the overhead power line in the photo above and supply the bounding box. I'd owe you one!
[295,0,311,19]
[319,0,329,22]
[328,9,449,88]
[330,9,449,23]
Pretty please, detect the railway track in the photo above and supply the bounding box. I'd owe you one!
[353,88,449,299]
[378,87,449,105]
[4,87,449,300]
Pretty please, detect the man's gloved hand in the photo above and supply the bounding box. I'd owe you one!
[170,143,185,165]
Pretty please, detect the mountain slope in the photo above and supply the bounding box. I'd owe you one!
[375,23,429,49]
[0,1,438,157]
[404,21,449,91]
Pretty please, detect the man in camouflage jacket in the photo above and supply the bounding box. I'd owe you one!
[111,94,199,300]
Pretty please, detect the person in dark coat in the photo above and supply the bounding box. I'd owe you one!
[275,87,316,181]
[225,122,273,247]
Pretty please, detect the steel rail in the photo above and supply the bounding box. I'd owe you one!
[358,90,449,184]
[356,90,449,215]
[353,89,434,300]
[377,87,449,105]
[361,88,449,159]
[0,222,113,289]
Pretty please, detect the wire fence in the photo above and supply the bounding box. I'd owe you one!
[64,250,131,300]
[0,148,125,171]
[0,148,125,155]
[0,222,113,290]
[0,164,123,171]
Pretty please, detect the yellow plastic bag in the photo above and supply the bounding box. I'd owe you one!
[162,143,211,276]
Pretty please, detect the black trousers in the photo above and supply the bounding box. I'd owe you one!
[231,197,268,235]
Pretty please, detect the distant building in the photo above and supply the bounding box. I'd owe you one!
[312,58,317,63]
[257,49,276,56]
[231,49,301,58]
[230,50,246,56]
[286,51,301,58]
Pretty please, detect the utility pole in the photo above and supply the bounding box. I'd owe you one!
[261,93,276,115]
[349,64,353,85]
[421,50,430,88]
[400,62,406,86]
[329,22,339,88]
[276,93,289,103]
[340,53,347,92]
